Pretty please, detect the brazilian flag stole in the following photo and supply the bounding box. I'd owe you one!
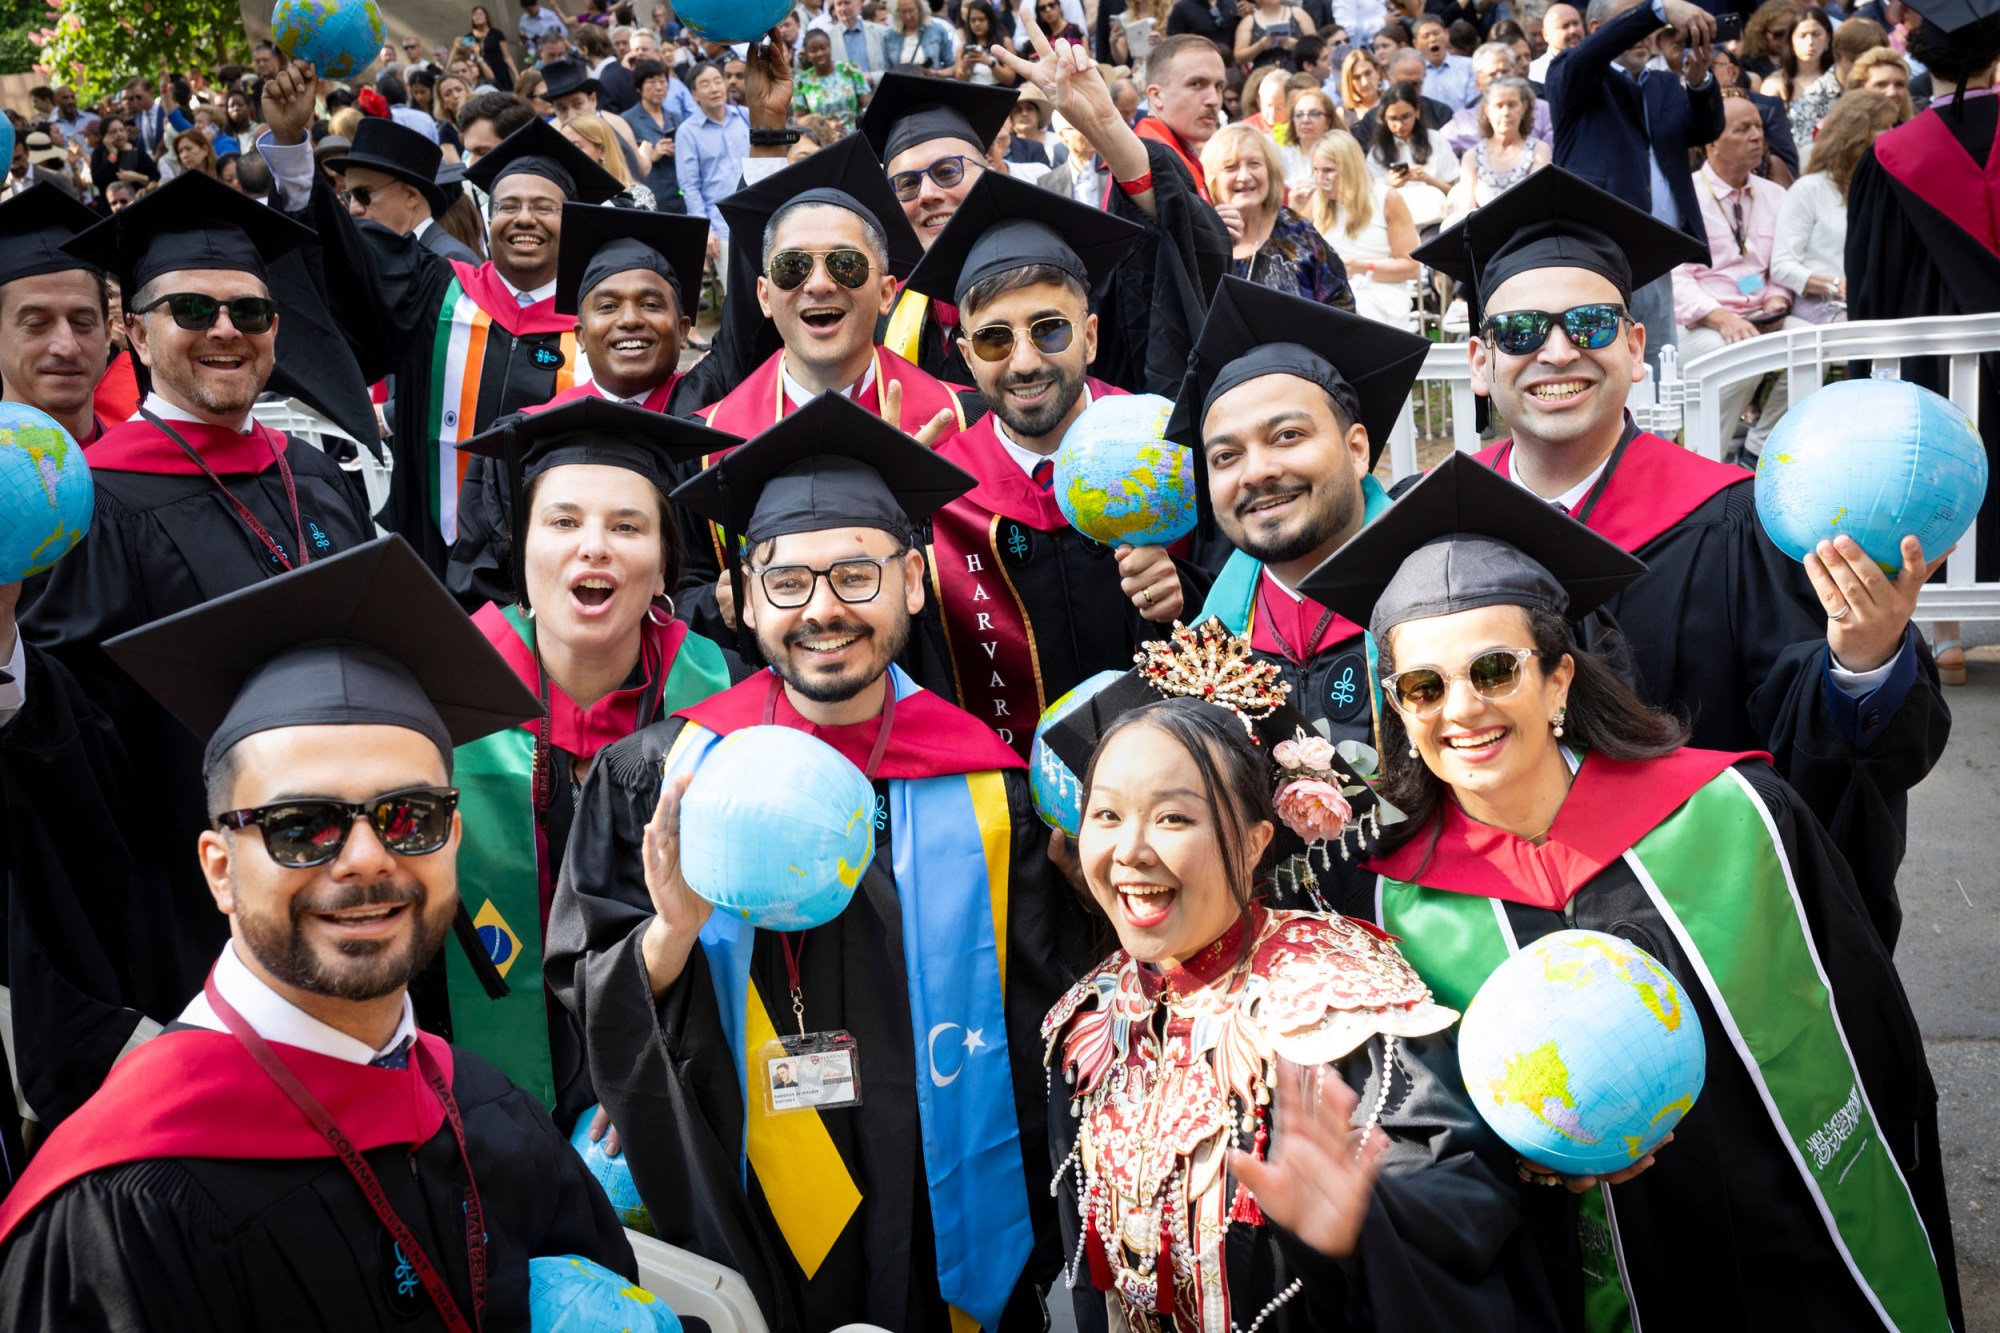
[665,666,1034,1332]
[446,607,732,1111]
[1375,765,1953,1333]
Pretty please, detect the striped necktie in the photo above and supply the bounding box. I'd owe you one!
[1031,459,1054,491]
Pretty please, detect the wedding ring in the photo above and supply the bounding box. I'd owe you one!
[1141,589,1154,606]
[1828,603,1851,621]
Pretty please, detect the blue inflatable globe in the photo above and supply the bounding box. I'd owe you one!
[1756,378,1990,574]
[673,0,795,44]
[1457,930,1706,1178]
[1028,670,1123,836]
[678,725,874,930]
[530,1255,681,1333]
[0,119,13,186]
[0,403,91,583]
[569,1106,653,1235]
[271,0,385,80]
[1055,393,1197,548]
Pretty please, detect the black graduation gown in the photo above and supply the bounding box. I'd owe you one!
[1847,95,2000,582]
[0,1047,634,1331]
[544,716,1099,1333]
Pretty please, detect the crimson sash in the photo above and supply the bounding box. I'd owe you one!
[451,259,579,338]
[86,415,290,476]
[1476,430,1748,554]
[92,349,141,426]
[1132,117,1210,203]
[527,375,680,415]
[1874,106,2000,259]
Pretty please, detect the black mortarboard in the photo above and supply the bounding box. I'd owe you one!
[716,134,923,280]
[465,116,623,205]
[0,183,103,287]
[61,171,314,292]
[1297,452,1648,643]
[903,169,1143,307]
[1897,0,2000,33]
[102,535,542,775]
[539,56,603,101]
[553,203,710,315]
[860,73,1018,165]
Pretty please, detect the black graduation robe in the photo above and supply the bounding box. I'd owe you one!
[545,687,1099,1333]
[1474,428,1950,950]
[0,1034,633,1331]
[10,418,375,1127]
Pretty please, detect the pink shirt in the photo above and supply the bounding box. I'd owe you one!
[1672,163,1795,327]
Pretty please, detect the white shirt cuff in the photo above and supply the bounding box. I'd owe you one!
[0,632,25,731]
[741,158,788,186]
[257,131,318,212]
[1828,653,1895,697]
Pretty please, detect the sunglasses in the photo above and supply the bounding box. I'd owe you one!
[340,184,377,209]
[1383,648,1538,718]
[967,315,1074,362]
[1481,302,1625,357]
[888,153,972,201]
[768,247,874,291]
[215,786,461,868]
[136,291,279,334]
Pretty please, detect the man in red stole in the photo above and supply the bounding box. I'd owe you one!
[1417,167,1952,950]
[0,185,113,446]
[1134,33,1228,205]
[0,536,635,1328]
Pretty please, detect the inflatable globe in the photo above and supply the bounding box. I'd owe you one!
[271,0,385,81]
[1756,378,1990,574]
[0,403,91,583]
[1028,670,1123,836]
[1457,930,1706,1178]
[0,119,13,186]
[1055,393,1197,548]
[529,1255,681,1333]
[673,0,795,44]
[678,725,874,930]
[569,1106,652,1235]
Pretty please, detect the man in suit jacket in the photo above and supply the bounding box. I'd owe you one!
[324,118,477,263]
[832,0,893,85]
[1546,0,1721,367]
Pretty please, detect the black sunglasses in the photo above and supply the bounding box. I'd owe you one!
[1481,302,1625,357]
[768,247,874,291]
[888,153,972,201]
[137,291,279,334]
[341,184,377,209]
[216,787,461,868]
[967,315,1074,362]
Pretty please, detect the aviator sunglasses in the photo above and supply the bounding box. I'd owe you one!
[136,291,279,335]
[1382,648,1539,717]
[215,786,462,868]
[967,315,1074,362]
[767,247,874,291]
[1481,302,1625,357]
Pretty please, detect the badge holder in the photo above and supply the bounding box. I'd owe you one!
[761,934,863,1115]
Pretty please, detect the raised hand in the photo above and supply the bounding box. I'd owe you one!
[745,29,795,131]
[263,58,320,146]
[883,378,959,446]
[1229,1058,1387,1258]
[992,14,1118,142]
[1115,544,1183,623]
[639,772,714,996]
[1809,534,1948,673]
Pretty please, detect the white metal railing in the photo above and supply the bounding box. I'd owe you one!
[249,397,393,537]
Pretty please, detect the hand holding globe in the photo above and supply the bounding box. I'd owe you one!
[1803,534,1948,674]
[638,772,715,998]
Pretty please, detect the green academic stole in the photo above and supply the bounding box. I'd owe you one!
[1375,768,1953,1333]
[446,615,731,1111]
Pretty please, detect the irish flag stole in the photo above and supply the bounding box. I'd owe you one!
[1375,763,1953,1333]
[661,666,1033,1331]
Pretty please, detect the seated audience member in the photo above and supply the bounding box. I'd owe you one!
[1366,80,1458,228]
[1772,91,1897,322]
[1203,122,1354,306]
[1304,130,1419,325]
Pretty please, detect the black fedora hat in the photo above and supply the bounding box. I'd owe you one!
[327,117,448,216]
[540,57,603,103]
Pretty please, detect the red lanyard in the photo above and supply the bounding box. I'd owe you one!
[1256,582,1337,667]
[203,973,486,1332]
[143,409,310,571]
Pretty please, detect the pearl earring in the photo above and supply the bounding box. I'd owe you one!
[1551,705,1567,738]
[1408,742,1419,758]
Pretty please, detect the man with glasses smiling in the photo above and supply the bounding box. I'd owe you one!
[1419,167,1952,948]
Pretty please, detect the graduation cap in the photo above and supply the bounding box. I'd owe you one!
[0,183,103,287]
[859,72,1018,165]
[902,168,1143,308]
[464,116,623,206]
[716,133,923,281]
[1297,451,1648,643]
[101,535,542,777]
[1896,0,2000,33]
[553,203,711,316]
[61,171,315,292]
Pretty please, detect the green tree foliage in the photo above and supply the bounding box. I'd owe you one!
[38,0,248,98]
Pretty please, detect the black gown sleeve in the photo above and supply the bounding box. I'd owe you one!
[1094,139,1228,397]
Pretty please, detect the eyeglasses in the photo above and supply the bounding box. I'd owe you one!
[215,787,461,868]
[888,153,973,201]
[967,315,1075,362]
[1382,648,1538,717]
[340,184,377,209]
[1481,303,1625,357]
[753,555,900,608]
[767,247,874,291]
[136,292,279,334]
[493,196,563,218]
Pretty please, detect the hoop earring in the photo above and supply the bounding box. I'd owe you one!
[647,594,677,626]
[1550,705,1567,738]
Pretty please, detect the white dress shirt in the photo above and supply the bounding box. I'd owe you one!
[781,357,878,411]
[178,941,420,1065]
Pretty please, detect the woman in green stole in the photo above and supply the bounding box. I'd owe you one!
[445,399,741,1130]
[1298,454,1961,1331]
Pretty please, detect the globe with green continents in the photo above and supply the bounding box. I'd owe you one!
[1054,393,1197,548]
[271,0,385,80]
[1457,929,1707,1177]
[0,403,91,584]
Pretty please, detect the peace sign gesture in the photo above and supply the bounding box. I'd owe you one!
[992,15,1159,213]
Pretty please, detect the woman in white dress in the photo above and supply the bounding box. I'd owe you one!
[1772,90,1898,324]
[1443,76,1548,223]
[1276,87,1338,191]
[1365,81,1458,230]
[1306,131,1421,326]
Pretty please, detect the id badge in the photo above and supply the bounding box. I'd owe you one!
[1735,272,1766,296]
[760,1031,862,1114]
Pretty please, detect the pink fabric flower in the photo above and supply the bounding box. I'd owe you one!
[1291,736,1337,771]
[1272,738,1301,768]
[1274,779,1353,844]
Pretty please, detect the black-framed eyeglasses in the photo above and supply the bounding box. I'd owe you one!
[768,247,874,291]
[1382,648,1537,717]
[753,555,900,608]
[967,314,1075,362]
[888,153,973,201]
[215,786,461,868]
[136,291,279,334]
[1481,302,1625,357]
[340,184,377,209]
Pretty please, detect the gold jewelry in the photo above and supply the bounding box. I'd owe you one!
[1133,619,1291,736]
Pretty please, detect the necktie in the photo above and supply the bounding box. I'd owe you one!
[1553,500,1571,515]
[1031,458,1054,491]
[516,289,536,306]
[370,1036,414,1070]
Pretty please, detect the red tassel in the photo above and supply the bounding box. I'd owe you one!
[1156,1218,1175,1313]
[1229,1182,1266,1226]
[1085,1216,1115,1292]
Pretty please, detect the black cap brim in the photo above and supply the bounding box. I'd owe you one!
[553,203,711,315]
[461,395,741,489]
[1040,651,1322,781]
[0,183,104,286]
[1898,0,2000,32]
[715,133,922,280]
[860,73,1018,165]
[61,172,315,291]
[464,116,624,206]
[903,169,1143,307]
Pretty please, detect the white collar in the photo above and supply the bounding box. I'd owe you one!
[412,215,435,239]
[135,389,254,435]
[990,385,1092,476]
[177,941,419,1066]
[1262,566,1306,602]
[1550,454,1612,513]
[601,381,661,405]
[499,272,559,306]
[782,355,878,411]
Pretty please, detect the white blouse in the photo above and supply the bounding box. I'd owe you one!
[1770,171,1847,294]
